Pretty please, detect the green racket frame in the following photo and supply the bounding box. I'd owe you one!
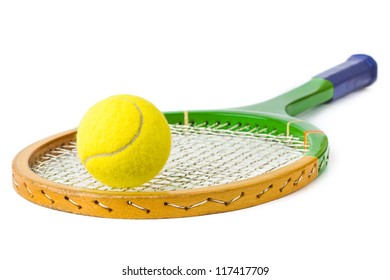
[12,55,377,218]
[166,79,333,176]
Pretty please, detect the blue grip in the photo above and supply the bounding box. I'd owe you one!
[315,54,377,100]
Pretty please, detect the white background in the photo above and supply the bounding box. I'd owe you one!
[1,1,389,279]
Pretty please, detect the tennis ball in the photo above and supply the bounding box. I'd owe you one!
[77,94,171,188]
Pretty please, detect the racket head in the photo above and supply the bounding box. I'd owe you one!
[12,109,327,218]
[12,55,376,218]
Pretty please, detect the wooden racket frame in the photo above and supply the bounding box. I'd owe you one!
[12,129,319,219]
[11,54,377,218]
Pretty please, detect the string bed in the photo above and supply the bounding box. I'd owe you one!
[31,122,307,192]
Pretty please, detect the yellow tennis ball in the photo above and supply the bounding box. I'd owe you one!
[77,94,171,188]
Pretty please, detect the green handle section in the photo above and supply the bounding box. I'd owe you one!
[240,78,334,117]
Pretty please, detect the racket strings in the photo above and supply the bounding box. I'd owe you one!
[31,122,307,192]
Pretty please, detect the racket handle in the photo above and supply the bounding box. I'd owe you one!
[315,54,377,100]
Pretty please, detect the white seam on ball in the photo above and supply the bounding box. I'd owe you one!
[83,100,144,164]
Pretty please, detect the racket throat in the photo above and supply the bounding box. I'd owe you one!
[240,78,334,117]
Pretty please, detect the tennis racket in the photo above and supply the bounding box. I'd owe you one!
[12,54,377,219]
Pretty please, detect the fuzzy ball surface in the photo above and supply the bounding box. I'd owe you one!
[77,94,171,188]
